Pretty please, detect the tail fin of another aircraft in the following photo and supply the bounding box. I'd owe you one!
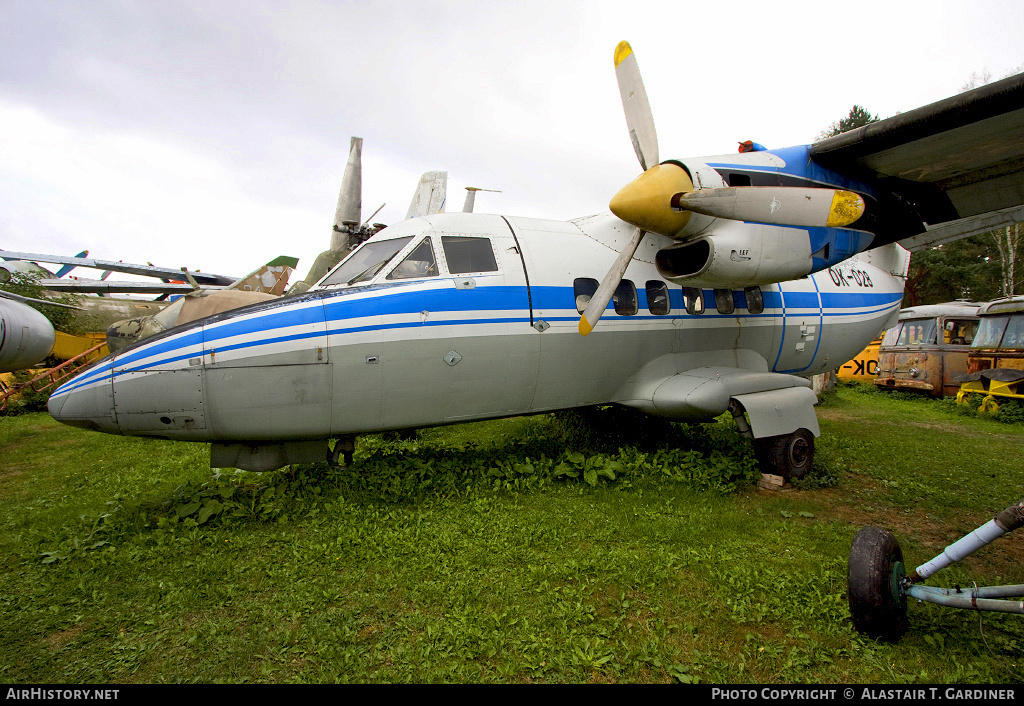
[406,171,447,219]
[226,256,299,295]
[54,250,89,278]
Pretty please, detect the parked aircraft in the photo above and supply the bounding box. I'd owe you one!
[1,250,296,362]
[0,291,58,373]
[104,256,298,352]
[49,42,1024,485]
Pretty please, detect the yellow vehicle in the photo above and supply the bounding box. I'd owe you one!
[956,295,1024,411]
[837,336,882,382]
[874,301,981,397]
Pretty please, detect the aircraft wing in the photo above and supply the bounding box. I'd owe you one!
[39,278,213,295]
[0,250,237,286]
[810,72,1024,235]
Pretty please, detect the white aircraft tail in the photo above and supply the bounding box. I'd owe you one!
[406,171,447,219]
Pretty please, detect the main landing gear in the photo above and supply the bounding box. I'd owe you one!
[754,428,815,481]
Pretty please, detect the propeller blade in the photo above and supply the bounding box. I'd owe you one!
[672,187,866,228]
[614,41,658,171]
[579,228,645,336]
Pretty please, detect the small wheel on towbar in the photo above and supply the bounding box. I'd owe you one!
[755,428,814,480]
[847,526,908,642]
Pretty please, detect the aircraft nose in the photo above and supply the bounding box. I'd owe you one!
[48,368,119,434]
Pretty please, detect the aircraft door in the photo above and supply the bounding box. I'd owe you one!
[772,277,824,374]
[201,298,333,439]
[433,229,539,422]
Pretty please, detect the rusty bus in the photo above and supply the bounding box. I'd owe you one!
[873,301,982,397]
[955,295,1024,411]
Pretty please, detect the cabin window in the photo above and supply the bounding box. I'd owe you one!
[745,286,764,314]
[683,287,704,315]
[387,237,438,280]
[646,281,670,315]
[729,173,751,187]
[320,235,413,286]
[574,278,599,314]
[441,236,498,274]
[714,289,734,315]
[613,280,638,316]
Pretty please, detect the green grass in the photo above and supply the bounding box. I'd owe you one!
[1,388,1022,684]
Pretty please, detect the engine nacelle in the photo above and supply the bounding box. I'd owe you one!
[654,219,875,288]
[0,298,56,373]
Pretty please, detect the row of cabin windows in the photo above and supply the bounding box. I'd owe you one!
[326,234,766,318]
[573,278,764,316]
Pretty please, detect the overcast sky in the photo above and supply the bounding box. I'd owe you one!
[2,0,1022,285]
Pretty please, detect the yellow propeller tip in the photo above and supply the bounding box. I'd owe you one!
[614,41,633,68]
[578,317,594,336]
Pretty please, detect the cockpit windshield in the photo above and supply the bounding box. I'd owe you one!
[318,236,414,287]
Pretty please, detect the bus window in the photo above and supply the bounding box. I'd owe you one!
[973,315,1010,349]
[943,319,979,345]
[897,318,936,346]
[1001,314,1024,349]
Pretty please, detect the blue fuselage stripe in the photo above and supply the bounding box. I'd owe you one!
[51,282,902,397]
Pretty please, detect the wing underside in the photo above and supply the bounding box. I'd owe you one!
[811,72,1024,244]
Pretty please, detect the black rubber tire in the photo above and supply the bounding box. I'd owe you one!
[847,527,909,641]
[756,428,814,480]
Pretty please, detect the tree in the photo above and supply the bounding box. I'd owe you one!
[0,272,84,334]
[817,105,879,140]
[817,74,1024,305]
[992,223,1023,297]
[901,235,1002,306]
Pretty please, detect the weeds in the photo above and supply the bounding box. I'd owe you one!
[1,388,1022,684]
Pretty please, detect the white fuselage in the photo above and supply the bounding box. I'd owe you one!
[48,211,906,443]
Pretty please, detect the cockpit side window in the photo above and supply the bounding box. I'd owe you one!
[386,237,439,280]
[319,236,413,287]
[442,236,498,274]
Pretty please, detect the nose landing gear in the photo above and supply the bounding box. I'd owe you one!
[847,500,1024,641]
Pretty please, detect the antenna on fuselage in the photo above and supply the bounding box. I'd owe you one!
[462,187,501,213]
